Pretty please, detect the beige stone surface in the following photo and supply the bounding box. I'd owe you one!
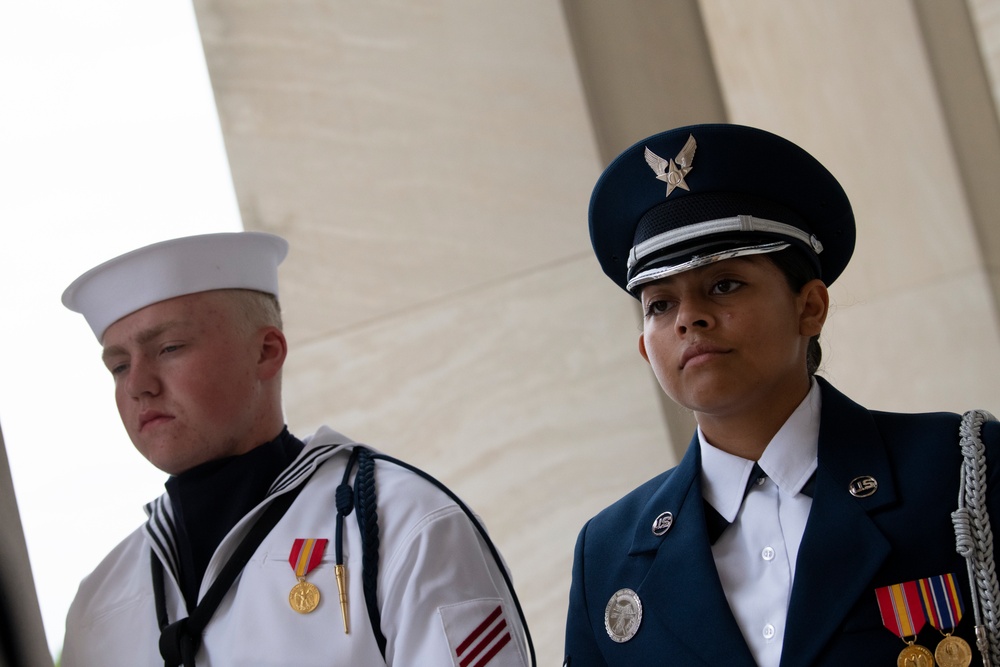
[283,256,672,656]
[0,426,53,667]
[700,0,1000,410]
[196,1,602,343]
[192,0,1000,661]
[970,0,1000,109]
[821,270,1000,412]
[193,1,673,662]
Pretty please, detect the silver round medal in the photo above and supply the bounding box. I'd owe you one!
[604,588,642,643]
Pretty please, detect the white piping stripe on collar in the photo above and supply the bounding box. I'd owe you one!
[627,214,824,272]
[144,495,180,583]
[142,442,346,588]
[269,443,341,496]
[626,241,790,292]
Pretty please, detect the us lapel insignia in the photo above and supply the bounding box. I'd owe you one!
[651,511,674,536]
[848,475,878,498]
[605,588,643,643]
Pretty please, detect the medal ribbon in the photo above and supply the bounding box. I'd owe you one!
[289,538,328,578]
[917,573,964,633]
[875,580,927,639]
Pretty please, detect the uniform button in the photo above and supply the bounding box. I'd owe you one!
[755,476,766,486]
[762,624,775,640]
[761,546,775,561]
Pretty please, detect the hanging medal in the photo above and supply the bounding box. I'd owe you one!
[919,574,973,667]
[875,580,934,666]
[288,538,328,613]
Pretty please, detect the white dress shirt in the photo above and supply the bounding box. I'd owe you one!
[699,380,822,667]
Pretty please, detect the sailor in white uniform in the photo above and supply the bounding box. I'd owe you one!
[60,232,532,667]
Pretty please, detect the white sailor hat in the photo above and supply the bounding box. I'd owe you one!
[589,124,856,295]
[62,231,289,341]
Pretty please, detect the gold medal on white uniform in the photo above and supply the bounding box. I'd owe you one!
[287,538,327,614]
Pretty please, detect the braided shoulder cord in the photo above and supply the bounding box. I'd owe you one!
[354,447,388,659]
[369,452,537,667]
[953,409,999,666]
[346,446,535,666]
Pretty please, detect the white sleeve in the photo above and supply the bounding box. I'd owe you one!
[377,503,530,667]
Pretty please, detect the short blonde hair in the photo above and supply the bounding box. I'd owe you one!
[228,289,283,334]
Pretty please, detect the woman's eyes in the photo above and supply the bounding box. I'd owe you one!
[644,300,673,317]
[711,279,744,294]
[643,279,747,316]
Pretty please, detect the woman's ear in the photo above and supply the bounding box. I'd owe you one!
[798,279,829,337]
[638,333,650,363]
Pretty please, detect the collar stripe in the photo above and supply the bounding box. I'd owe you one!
[269,443,342,495]
[143,440,347,589]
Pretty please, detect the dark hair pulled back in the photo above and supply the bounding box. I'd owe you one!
[766,248,823,375]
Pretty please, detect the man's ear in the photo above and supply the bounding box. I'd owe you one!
[798,279,829,337]
[257,327,287,380]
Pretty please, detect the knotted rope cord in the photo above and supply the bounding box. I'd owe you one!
[335,447,361,567]
[354,447,388,659]
[367,451,537,667]
[953,409,999,666]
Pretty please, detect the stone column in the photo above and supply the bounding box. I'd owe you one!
[0,425,53,667]
[193,0,1000,660]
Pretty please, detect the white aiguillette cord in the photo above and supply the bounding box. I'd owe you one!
[953,409,1000,667]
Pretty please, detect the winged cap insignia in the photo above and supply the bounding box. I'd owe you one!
[645,134,697,197]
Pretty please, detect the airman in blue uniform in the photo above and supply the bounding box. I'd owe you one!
[564,124,1000,666]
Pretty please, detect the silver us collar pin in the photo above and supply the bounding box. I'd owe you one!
[605,588,643,643]
[849,475,878,498]
[651,511,674,536]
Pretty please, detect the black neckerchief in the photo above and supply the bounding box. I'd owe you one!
[164,428,304,610]
[154,428,311,667]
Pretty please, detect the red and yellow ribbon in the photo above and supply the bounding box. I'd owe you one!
[289,538,328,579]
[876,579,927,640]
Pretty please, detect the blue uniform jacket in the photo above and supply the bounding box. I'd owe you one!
[565,378,1000,665]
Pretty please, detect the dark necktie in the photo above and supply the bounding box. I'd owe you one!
[705,465,815,545]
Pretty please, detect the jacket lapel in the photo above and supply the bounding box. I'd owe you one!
[781,378,894,665]
[630,441,758,666]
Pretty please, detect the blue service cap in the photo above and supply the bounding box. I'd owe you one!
[589,124,855,295]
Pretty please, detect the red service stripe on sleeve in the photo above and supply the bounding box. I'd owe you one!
[460,620,508,667]
[456,605,503,656]
[470,632,512,667]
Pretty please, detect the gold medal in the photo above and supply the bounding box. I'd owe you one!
[934,634,973,667]
[915,574,973,667]
[897,642,934,667]
[289,578,321,614]
[287,538,328,614]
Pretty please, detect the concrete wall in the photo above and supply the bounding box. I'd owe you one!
[192,2,670,662]
[190,1,1000,663]
[0,425,52,667]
